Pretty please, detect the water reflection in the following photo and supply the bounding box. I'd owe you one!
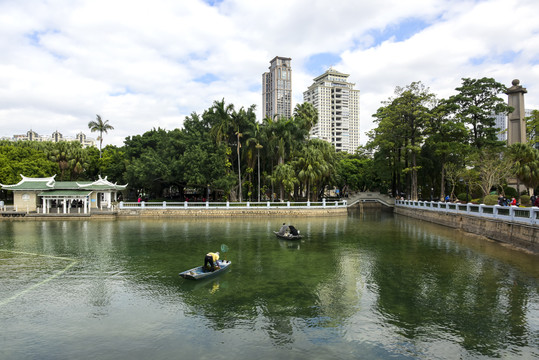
[0,213,537,359]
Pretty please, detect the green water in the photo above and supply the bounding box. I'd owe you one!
[0,211,537,359]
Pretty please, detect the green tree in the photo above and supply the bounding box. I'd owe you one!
[336,156,377,194]
[508,143,539,198]
[368,82,434,200]
[526,109,539,146]
[469,148,513,197]
[293,102,318,137]
[294,139,335,201]
[88,114,114,158]
[448,77,512,150]
[423,99,469,199]
[99,145,127,183]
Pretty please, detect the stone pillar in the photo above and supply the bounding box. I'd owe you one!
[506,79,527,145]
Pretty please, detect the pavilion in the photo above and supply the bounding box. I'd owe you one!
[1,175,127,214]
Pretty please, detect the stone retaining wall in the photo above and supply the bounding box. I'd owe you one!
[117,207,348,218]
[395,207,538,253]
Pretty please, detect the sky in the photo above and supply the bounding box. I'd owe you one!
[1,0,538,147]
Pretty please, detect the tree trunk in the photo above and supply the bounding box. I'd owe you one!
[439,162,446,200]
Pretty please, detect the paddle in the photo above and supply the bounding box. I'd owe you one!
[220,244,229,260]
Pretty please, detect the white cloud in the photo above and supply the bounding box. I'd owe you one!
[0,0,538,147]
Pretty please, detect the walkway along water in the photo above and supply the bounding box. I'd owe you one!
[394,199,538,254]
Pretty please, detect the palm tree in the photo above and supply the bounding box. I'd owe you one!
[293,102,318,137]
[88,115,114,158]
[209,99,234,145]
[509,143,539,199]
[273,163,298,201]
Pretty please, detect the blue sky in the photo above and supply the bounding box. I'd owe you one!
[0,0,538,147]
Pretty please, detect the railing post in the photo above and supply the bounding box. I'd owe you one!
[510,206,515,221]
[119,201,124,209]
[267,201,270,208]
[307,201,310,207]
[323,198,326,208]
[287,201,290,208]
[226,201,229,209]
[247,201,250,207]
[206,201,209,208]
[184,201,188,208]
[141,201,145,208]
[493,205,499,219]
[478,204,484,214]
[531,207,538,225]
[163,201,166,209]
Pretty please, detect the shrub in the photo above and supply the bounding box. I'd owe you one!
[520,195,531,206]
[457,193,469,202]
[483,195,499,205]
[503,186,518,198]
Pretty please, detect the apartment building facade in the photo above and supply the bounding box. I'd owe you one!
[262,56,292,119]
[303,68,360,154]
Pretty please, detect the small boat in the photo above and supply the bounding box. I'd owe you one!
[179,260,232,280]
[273,231,302,240]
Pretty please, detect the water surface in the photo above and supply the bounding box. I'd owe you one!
[0,211,537,359]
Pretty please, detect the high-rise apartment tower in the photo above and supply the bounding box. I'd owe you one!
[303,68,360,154]
[262,56,292,119]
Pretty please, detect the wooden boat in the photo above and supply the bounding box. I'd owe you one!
[179,260,232,280]
[273,231,302,240]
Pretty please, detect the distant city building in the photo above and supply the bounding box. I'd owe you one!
[7,129,96,148]
[303,68,360,154]
[262,56,292,119]
[493,109,535,142]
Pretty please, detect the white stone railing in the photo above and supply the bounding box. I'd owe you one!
[395,200,539,226]
[119,199,348,210]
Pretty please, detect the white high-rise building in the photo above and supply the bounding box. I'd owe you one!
[262,56,292,119]
[303,68,360,154]
[493,108,535,142]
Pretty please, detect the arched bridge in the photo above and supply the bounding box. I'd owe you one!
[347,192,395,208]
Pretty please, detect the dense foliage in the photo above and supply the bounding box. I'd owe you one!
[367,77,539,201]
[2,76,538,203]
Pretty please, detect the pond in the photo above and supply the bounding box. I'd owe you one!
[0,210,537,359]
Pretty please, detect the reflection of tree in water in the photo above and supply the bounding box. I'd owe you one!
[370,218,535,357]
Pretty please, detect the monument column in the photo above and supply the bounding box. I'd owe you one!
[506,79,527,145]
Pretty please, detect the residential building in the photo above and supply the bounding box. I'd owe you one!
[303,68,360,154]
[262,56,292,119]
[9,129,96,148]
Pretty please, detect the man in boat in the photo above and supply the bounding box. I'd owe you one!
[278,223,289,236]
[204,251,220,271]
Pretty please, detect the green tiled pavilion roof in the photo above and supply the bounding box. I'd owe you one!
[1,175,127,192]
[38,190,93,197]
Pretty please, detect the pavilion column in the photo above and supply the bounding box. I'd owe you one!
[63,200,67,214]
[84,197,88,214]
[42,198,46,214]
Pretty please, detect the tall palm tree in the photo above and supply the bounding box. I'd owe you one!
[209,99,234,145]
[88,115,114,158]
[293,102,318,136]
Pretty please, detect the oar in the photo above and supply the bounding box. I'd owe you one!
[220,244,229,260]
